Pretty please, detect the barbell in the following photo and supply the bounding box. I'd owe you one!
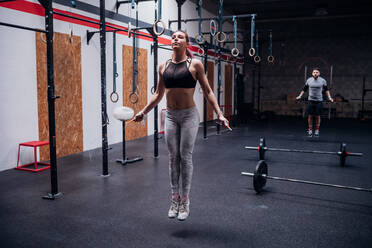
[245,138,363,167]
[241,160,372,194]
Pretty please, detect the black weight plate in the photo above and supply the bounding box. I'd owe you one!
[253,160,268,193]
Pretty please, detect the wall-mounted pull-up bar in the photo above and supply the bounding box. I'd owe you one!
[0,21,46,33]
[86,26,153,45]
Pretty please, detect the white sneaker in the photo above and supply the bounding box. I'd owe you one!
[314,130,319,137]
[177,199,190,221]
[168,198,180,218]
[307,130,313,137]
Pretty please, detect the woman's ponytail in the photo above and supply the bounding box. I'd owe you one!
[186,48,194,58]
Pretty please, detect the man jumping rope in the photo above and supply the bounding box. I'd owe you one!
[296,68,333,137]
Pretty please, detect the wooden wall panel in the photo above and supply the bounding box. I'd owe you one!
[206,61,215,121]
[224,64,233,118]
[36,32,83,161]
[122,45,147,140]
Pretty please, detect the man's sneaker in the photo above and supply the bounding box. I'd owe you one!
[168,197,180,218]
[177,198,190,221]
[307,130,313,137]
[314,130,319,137]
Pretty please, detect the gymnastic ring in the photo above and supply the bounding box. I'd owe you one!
[152,20,165,36]
[151,86,156,94]
[198,47,205,56]
[231,47,240,57]
[114,72,119,78]
[254,55,261,63]
[209,19,217,36]
[195,34,205,45]
[40,32,54,44]
[110,92,119,103]
[128,22,132,38]
[215,32,227,43]
[129,92,139,104]
[248,47,255,57]
[267,55,275,64]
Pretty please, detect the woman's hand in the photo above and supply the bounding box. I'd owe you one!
[133,111,145,122]
[218,114,232,131]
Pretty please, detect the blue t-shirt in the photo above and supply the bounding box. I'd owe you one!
[303,76,328,101]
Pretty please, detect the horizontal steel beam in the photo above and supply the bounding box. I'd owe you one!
[169,13,256,24]
[53,11,100,25]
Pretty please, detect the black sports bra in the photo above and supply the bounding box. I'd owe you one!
[162,58,197,89]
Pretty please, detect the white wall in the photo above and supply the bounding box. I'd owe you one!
[0,0,243,171]
[0,5,43,171]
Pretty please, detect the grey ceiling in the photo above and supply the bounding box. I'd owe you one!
[193,0,372,23]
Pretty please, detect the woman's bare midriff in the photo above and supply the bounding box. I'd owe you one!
[165,88,196,110]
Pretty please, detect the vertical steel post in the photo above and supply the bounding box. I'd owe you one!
[176,0,186,29]
[203,44,208,139]
[122,121,126,159]
[100,0,109,176]
[252,69,256,114]
[233,59,238,125]
[153,36,159,157]
[257,64,261,117]
[361,75,366,119]
[216,0,223,135]
[42,0,61,200]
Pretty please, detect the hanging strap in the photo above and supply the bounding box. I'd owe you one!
[231,16,239,57]
[254,31,261,63]
[249,14,256,56]
[153,0,165,36]
[197,0,202,34]
[218,0,223,27]
[215,0,226,43]
[130,0,139,104]
[195,0,205,44]
[158,0,162,19]
[267,31,274,63]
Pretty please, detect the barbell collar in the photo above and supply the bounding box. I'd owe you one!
[241,172,254,176]
[245,146,259,150]
[347,152,363,157]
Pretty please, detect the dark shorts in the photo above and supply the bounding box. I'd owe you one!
[306,100,323,116]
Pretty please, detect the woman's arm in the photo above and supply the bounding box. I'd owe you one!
[194,60,231,130]
[133,64,166,121]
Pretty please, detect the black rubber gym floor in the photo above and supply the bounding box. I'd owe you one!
[1,117,371,248]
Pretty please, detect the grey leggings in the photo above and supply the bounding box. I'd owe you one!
[165,107,200,197]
